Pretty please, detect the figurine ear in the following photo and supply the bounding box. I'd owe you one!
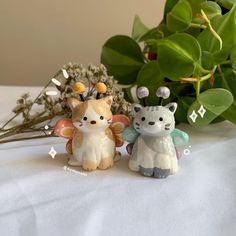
[165,103,177,113]
[67,97,83,110]
[101,96,113,107]
[133,104,142,113]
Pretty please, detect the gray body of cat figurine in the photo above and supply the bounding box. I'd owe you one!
[129,103,178,178]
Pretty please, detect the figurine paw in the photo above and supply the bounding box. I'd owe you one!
[98,157,113,170]
[153,168,170,179]
[82,160,97,171]
[170,166,178,175]
[139,166,154,177]
[129,160,139,171]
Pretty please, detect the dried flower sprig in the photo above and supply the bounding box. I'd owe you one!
[0,63,132,144]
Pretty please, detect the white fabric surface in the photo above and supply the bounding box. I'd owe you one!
[0,86,236,236]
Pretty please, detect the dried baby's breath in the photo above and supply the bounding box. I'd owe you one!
[0,63,132,143]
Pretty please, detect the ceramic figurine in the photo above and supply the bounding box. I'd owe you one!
[54,82,129,171]
[122,86,189,179]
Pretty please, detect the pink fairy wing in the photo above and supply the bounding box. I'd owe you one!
[110,115,130,147]
[66,139,73,154]
[110,115,130,133]
[54,118,75,139]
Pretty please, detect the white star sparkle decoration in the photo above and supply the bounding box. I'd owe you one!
[49,146,57,159]
[198,105,206,118]
[44,125,49,130]
[189,110,198,123]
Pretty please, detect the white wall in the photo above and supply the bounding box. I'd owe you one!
[0,0,166,85]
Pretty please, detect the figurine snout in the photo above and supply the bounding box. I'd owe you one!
[90,120,96,124]
[148,121,155,125]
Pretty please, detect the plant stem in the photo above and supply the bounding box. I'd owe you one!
[201,9,222,50]
[190,23,206,29]
[0,134,57,144]
[0,112,64,140]
[0,113,19,130]
[220,60,236,65]
[25,70,61,117]
[18,128,53,133]
[195,63,211,75]
[196,79,201,97]
[200,66,217,81]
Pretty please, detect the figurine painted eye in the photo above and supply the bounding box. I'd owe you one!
[100,116,104,120]
[141,117,145,121]
[159,117,163,121]
[83,117,88,121]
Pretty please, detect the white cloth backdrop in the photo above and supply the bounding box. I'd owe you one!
[0,86,236,236]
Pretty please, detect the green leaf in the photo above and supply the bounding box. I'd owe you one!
[136,61,164,105]
[221,106,236,124]
[175,96,195,123]
[123,85,135,103]
[101,35,144,84]
[216,0,236,9]
[186,0,206,23]
[213,46,232,64]
[187,88,233,126]
[201,51,214,70]
[157,33,201,80]
[139,27,163,42]
[166,0,192,32]
[132,15,149,41]
[198,6,236,53]
[214,68,236,124]
[164,0,179,21]
[200,2,222,20]
[230,45,236,71]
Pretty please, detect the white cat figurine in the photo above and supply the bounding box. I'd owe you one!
[123,86,189,178]
[129,103,178,178]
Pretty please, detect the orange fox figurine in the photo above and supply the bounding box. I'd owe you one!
[54,82,129,171]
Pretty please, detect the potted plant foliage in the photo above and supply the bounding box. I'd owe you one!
[101,0,236,126]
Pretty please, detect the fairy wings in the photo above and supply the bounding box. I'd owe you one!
[54,115,130,154]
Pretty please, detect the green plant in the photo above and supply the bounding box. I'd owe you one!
[101,0,236,126]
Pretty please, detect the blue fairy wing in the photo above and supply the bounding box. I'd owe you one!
[171,128,189,147]
[122,127,140,143]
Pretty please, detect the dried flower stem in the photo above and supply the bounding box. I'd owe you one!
[0,134,57,144]
[25,70,62,117]
[0,112,64,140]
[0,113,20,130]
[0,63,132,144]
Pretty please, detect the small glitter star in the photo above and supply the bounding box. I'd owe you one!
[189,110,198,123]
[44,125,49,130]
[49,146,57,159]
[198,105,206,118]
